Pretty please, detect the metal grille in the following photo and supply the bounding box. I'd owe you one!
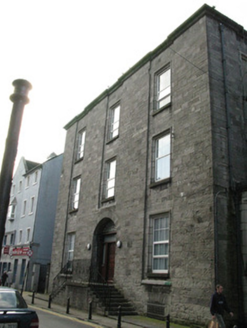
[147,302,165,320]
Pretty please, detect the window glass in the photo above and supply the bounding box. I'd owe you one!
[106,160,116,198]
[109,105,120,139]
[155,133,170,181]
[72,177,81,210]
[77,130,86,160]
[152,215,169,273]
[30,197,35,213]
[156,68,171,109]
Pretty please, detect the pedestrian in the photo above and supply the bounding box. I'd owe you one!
[210,284,234,328]
[1,271,8,286]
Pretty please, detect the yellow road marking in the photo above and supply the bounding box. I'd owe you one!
[29,305,103,328]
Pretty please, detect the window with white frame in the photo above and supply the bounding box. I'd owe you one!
[26,175,30,188]
[150,214,170,274]
[10,233,15,245]
[30,197,35,214]
[26,228,31,243]
[22,200,27,216]
[8,198,17,220]
[65,233,75,271]
[19,230,23,244]
[104,159,116,199]
[18,180,22,192]
[153,132,171,182]
[3,235,7,246]
[8,204,16,219]
[71,177,81,211]
[77,129,86,160]
[108,104,120,140]
[155,67,171,110]
[34,171,38,184]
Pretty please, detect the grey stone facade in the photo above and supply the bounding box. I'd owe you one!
[50,5,247,327]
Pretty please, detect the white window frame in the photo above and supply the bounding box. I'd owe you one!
[155,67,171,110]
[19,230,23,244]
[26,175,30,188]
[105,159,116,199]
[77,129,86,160]
[153,132,171,182]
[65,233,75,271]
[152,214,170,274]
[18,180,22,193]
[11,204,16,218]
[26,228,31,243]
[71,177,81,210]
[109,104,120,140]
[33,171,38,184]
[8,204,16,219]
[67,233,75,262]
[22,200,27,217]
[30,197,35,214]
[10,233,15,245]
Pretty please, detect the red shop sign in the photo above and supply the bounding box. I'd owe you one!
[3,246,9,255]
[10,247,33,257]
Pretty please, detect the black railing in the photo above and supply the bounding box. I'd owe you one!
[89,270,112,315]
[51,261,73,299]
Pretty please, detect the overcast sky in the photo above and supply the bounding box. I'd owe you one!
[0,0,246,173]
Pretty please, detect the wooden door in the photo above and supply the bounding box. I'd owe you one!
[107,242,116,282]
[100,241,116,282]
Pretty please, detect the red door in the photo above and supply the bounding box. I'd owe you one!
[100,242,116,282]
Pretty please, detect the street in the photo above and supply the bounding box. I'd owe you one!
[35,308,103,328]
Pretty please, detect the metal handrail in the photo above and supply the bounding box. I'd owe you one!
[51,261,73,298]
[89,270,112,314]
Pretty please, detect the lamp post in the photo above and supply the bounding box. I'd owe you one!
[0,79,32,258]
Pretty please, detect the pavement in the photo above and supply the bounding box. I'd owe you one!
[22,291,188,328]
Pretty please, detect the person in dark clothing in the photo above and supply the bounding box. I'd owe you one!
[210,284,234,328]
[1,271,8,286]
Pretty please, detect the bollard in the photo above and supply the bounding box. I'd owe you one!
[66,298,70,314]
[48,295,52,309]
[31,291,35,304]
[88,301,92,320]
[166,314,170,328]
[117,306,122,328]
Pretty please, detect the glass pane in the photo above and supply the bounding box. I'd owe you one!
[156,156,170,180]
[114,105,120,121]
[154,243,169,255]
[159,86,171,101]
[158,95,170,109]
[154,244,165,255]
[108,178,115,189]
[107,187,114,198]
[157,135,170,157]
[153,258,168,270]
[109,161,116,178]
[159,69,170,92]
[76,179,81,193]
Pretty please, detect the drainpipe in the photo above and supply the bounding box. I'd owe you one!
[98,92,109,209]
[219,24,232,189]
[61,121,79,270]
[0,79,32,257]
[142,60,152,279]
[214,189,227,284]
[219,24,244,325]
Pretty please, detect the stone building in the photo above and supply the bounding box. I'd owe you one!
[1,153,63,292]
[49,5,247,327]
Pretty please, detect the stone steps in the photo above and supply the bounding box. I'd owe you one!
[90,284,137,316]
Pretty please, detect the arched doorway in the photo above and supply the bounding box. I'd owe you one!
[92,219,116,283]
